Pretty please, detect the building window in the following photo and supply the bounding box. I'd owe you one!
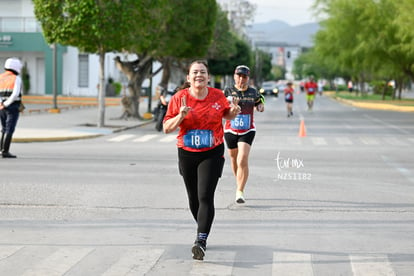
[78,54,89,87]
[1,18,22,32]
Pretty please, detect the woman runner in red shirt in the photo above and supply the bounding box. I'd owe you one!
[163,60,241,261]
[284,81,294,117]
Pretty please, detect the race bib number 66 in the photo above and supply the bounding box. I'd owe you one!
[183,130,213,149]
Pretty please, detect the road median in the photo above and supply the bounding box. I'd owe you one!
[325,91,414,112]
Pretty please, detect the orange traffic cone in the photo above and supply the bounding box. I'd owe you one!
[298,119,307,137]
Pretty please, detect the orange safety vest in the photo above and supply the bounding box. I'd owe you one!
[0,71,18,98]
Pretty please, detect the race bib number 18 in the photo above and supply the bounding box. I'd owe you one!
[183,130,213,149]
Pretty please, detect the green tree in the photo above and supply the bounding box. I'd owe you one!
[293,48,341,88]
[223,0,256,34]
[271,65,286,81]
[313,0,367,91]
[119,0,217,118]
[34,0,218,120]
[313,0,414,99]
[157,0,220,90]
[396,0,414,55]
[33,0,138,126]
[251,50,272,85]
[207,8,237,60]
[209,37,251,76]
[21,63,30,94]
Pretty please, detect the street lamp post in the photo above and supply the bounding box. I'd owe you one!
[143,62,153,120]
[49,43,60,113]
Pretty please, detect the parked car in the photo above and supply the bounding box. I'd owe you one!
[259,82,278,96]
[276,84,287,95]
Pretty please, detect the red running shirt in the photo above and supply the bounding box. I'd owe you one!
[304,81,318,95]
[284,86,294,101]
[164,87,230,152]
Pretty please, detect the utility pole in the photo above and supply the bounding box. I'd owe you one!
[49,43,60,113]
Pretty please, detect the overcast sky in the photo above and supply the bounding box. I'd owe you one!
[249,0,317,26]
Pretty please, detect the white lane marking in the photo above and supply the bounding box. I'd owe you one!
[350,254,396,276]
[290,137,303,145]
[359,137,379,145]
[336,137,353,145]
[108,134,135,142]
[133,134,159,142]
[102,248,164,276]
[190,251,236,276]
[0,246,24,261]
[21,247,93,276]
[159,135,177,142]
[312,137,327,145]
[383,137,408,146]
[272,252,314,276]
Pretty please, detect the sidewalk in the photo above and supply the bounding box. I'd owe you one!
[13,96,155,143]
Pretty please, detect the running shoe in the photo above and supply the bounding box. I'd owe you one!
[235,190,245,204]
[192,240,206,260]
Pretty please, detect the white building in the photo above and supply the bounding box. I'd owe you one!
[0,0,162,97]
[254,41,302,80]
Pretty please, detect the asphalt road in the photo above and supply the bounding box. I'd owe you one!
[1,93,413,275]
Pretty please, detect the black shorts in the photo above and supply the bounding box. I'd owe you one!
[224,131,256,149]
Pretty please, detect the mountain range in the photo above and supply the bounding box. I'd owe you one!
[246,20,320,48]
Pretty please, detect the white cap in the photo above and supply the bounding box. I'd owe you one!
[4,58,23,74]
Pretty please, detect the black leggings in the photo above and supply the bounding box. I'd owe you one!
[178,144,225,235]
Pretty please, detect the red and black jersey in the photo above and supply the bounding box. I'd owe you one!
[284,86,294,102]
[223,86,261,135]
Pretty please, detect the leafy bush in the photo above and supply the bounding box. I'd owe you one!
[370,80,393,96]
[22,63,30,94]
[113,82,122,96]
[336,84,347,92]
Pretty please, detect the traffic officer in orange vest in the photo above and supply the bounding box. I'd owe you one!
[0,57,23,158]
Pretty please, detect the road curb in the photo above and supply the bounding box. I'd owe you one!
[13,134,103,143]
[329,94,414,112]
[13,120,154,143]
